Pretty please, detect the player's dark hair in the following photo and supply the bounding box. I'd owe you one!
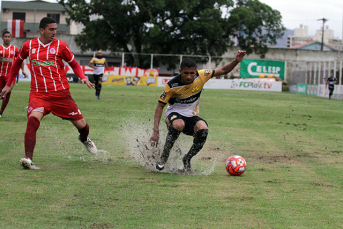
[2,31,11,37]
[180,58,197,70]
[39,17,56,29]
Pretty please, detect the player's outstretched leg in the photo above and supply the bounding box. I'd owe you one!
[0,91,12,118]
[182,129,208,172]
[156,127,180,170]
[21,116,41,169]
[78,123,97,155]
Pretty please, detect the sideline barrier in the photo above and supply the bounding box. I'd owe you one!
[296,83,343,99]
[158,77,282,92]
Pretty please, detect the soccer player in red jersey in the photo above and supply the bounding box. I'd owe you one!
[0,17,97,169]
[0,31,27,118]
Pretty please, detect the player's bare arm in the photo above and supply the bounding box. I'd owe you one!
[0,85,12,100]
[21,63,27,78]
[104,61,110,74]
[213,50,246,77]
[69,59,94,88]
[88,61,97,70]
[150,102,166,147]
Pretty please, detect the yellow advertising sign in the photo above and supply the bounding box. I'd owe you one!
[102,75,133,85]
[138,76,158,87]
[102,75,158,87]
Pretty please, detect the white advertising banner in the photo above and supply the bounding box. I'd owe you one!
[317,84,343,99]
[226,80,282,91]
[158,77,282,92]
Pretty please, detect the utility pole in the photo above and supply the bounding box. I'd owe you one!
[317,18,328,51]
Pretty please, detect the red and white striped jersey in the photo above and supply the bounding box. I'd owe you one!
[0,44,19,77]
[18,38,74,92]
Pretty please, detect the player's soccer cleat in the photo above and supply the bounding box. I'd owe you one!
[0,113,2,119]
[20,158,40,170]
[156,163,165,171]
[78,135,97,155]
[97,95,100,100]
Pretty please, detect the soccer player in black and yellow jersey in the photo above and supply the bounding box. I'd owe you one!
[150,50,246,172]
[88,50,110,99]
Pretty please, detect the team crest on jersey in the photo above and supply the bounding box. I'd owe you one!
[204,70,211,76]
[192,87,200,93]
[50,48,56,54]
[0,50,2,54]
[32,48,36,54]
[10,51,14,54]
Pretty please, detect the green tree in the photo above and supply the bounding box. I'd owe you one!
[228,0,286,58]
[58,0,285,68]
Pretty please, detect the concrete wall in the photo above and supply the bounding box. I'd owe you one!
[8,35,343,84]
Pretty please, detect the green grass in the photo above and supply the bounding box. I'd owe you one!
[1,82,343,228]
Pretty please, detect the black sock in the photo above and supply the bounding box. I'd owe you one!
[183,129,208,169]
[159,127,180,164]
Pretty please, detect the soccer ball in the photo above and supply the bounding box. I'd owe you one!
[226,155,246,176]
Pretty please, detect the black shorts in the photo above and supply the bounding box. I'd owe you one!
[93,74,103,83]
[165,112,208,136]
[329,85,334,91]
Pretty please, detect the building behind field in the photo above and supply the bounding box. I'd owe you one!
[287,24,343,51]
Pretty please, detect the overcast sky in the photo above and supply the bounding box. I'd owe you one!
[259,0,343,39]
[3,0,343,39]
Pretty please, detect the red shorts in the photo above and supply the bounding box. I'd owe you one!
[0,76,16,88]
[28,89,84,121]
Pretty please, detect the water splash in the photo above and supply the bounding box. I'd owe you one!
[121,115,217,175]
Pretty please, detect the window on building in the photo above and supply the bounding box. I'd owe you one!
[13,12,26,22]
[47,14,60,24]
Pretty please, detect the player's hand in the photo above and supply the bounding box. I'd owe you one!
[0,86,12,100]
[81,78,95,88]
[23,71,27,78]
[235,50,246,62]
[94,67,98,70]
[150,131,159,147]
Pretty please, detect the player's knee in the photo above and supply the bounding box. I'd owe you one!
[172,120,185,131]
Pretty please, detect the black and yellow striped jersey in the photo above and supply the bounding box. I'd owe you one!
[90,57,106,75]
[159,69,215,117]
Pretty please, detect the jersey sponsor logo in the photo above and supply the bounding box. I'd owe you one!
[204,70,211,76]
[32,59,56,67]
[10,50,14,54]
[160,91,166,100]
[0,57,13,62]
[0,50,2,54]
[32,48,36,54]
[50,48,56,54]
[173,94,199,104]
